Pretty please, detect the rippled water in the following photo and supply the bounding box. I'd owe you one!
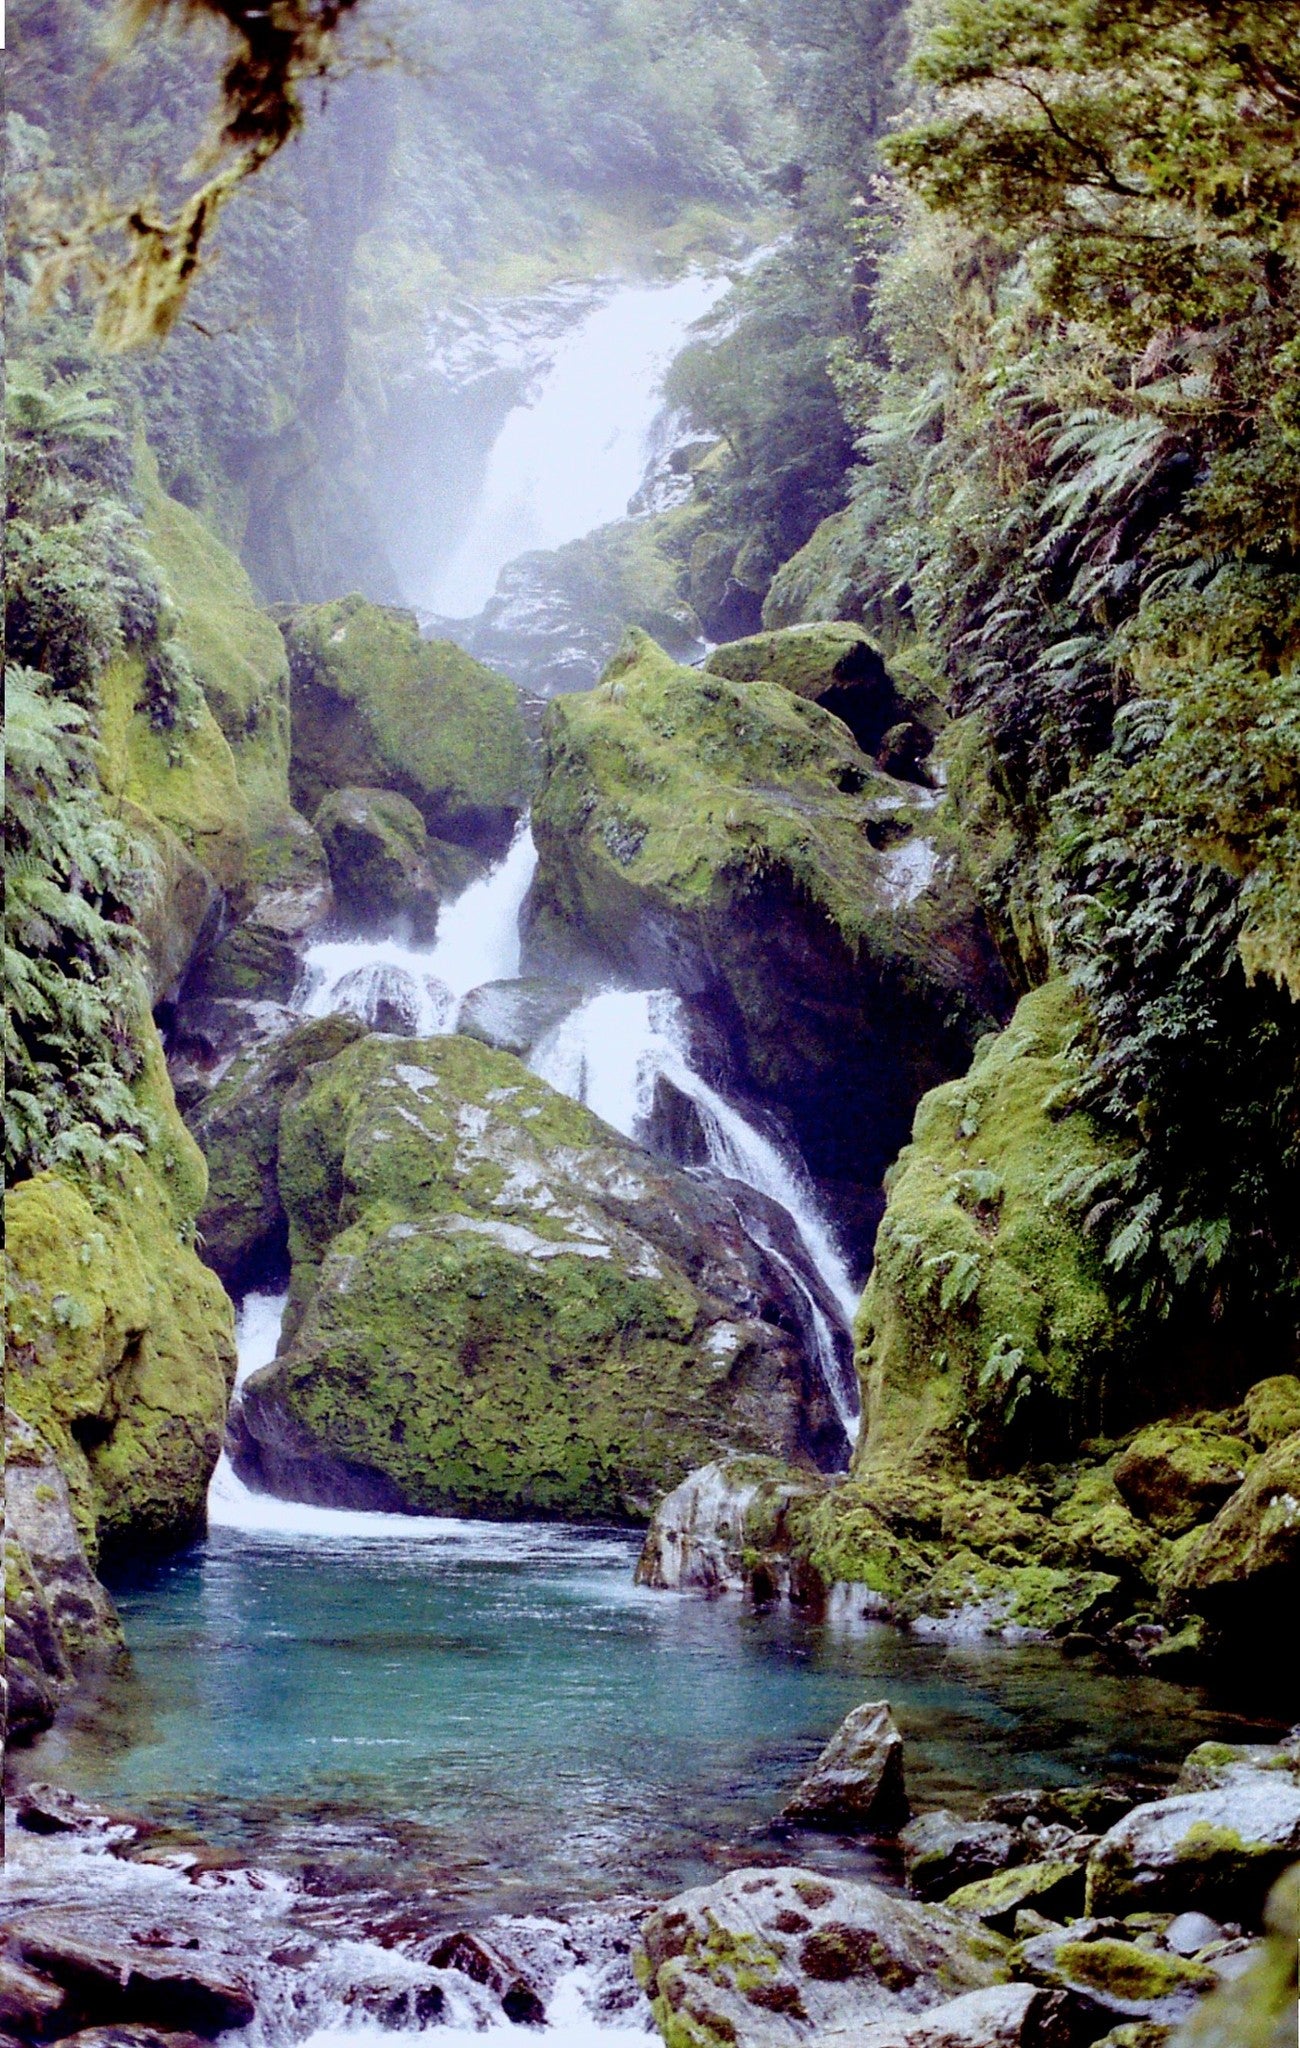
[25,1522,1270,1921]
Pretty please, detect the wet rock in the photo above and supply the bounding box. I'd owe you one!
[1113,1425,1253,1536]
[282,597,530,855]
[11,1783,135,1842]
[165,997,299,1113]
[427,1933,545,2025]
[900,1811,1021,1900]
[314,786,471,939]
[0,1954,68,2039]
[189,1011,367,1292]
[635,1457,826,1595]
[185,811,333,1005]
[1170,1863,1298,2047]
[230,1033,853,1519]
[1164,1913,1224,1957]
[527,630,1007,1270]
[834,1983,1080,2046]
[1163,1431,1300,1649]
[947,1861,1087,1933]
[783,1701,910,1832]
[635,1865,1008,2048]
[55,2030,207,2048]
[458,977,585,1058]
[644,1073,712,1169]
[1017,1927,1216,2026]
[1085,1781,1300,1921]
[8,1913,256,2037]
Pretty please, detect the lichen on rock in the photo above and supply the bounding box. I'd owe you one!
[230,1032,853,1519]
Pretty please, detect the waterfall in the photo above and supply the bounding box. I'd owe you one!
[530,989,861,1436]
[296,824,538,1035]
[425,272,730,619]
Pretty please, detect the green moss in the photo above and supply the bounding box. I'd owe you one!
[140,447,292,821]
[946,1859,1085,1930]
[245,1033,817,1519]
[98,650,251,900]
[1050,1939,1216,2005]
[1243,1376,1300,1448]
[854,979,1129,1469]
[1113,1422,1254,1535]
[282,596,531,846]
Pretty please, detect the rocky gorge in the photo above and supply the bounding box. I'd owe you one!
[6,2,1300,2046]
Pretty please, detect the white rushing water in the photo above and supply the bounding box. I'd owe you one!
[426,272,729,618]
[297,824,537,1035]
[530,989,860,1436]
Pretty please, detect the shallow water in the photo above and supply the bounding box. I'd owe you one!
[27,1521,1275,1921]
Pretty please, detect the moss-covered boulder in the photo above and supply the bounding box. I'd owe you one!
[190,1012,368,1292]
[5,1044,236,1563]
[853,980,1128,1472]
[634,1865,1009,2048]
[1243,1376,1300,1449]
[185,810,333,1004]
[282,596,531,852]
[1163,1431,1300,1646]
[1114,1424,1254,1536]
[230,1032,851,1518]
[313,786,473,938]
[1086,1781,1300,1922]
[528,630,1007,1254]
[704,623,941,779]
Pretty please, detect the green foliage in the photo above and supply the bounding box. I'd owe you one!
[780,0,1300,1360]
[4,669,153,1183]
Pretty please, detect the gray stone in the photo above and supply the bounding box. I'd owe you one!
[783,1701,910,1832]
[635,1865,1008,2048]
[901,1811,1021,1900]
[10,1913,256,2037]
[457,977,584,1058]
[1086,1781,1300,1921]
[1017,1924,1217,2025]
[828,1983,1073,2047]
[1165,1912,1226,1957]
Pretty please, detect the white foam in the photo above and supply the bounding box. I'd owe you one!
[297,825,538,1033]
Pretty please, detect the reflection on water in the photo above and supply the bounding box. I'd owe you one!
[27,1527,1276,1917]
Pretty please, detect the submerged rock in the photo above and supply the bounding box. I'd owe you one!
[230,1033,852,1519]
[782,1700,910,1832]
[7,1910,256,2037]
[528,629,1007,1263]
[281,596,531,855]
[634,1865,1008,2048]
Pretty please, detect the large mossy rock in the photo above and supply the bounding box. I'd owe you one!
[5,1043,236,1564]
[854,980,1128,1470]
[634,1865,1008,2048]
[281,596,531,853]
[1164,1429,1300,1647]
[704,623,941,777]
[230,1032,851,1519]
[528,630,1007,1255]
[313,786,475,938]
[190,1012,368,1291]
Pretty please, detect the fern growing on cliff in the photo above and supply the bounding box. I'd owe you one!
[4,668,153,1183]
